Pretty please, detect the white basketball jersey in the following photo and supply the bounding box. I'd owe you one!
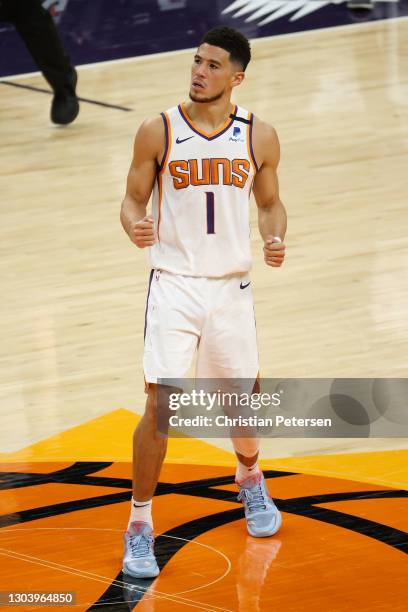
[149,102,258,277]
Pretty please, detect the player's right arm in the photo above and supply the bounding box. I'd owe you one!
[120,116,164,248]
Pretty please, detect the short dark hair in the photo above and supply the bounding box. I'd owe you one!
[200,26,251,71]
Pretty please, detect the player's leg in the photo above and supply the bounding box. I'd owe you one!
[123,270,202,577]
[196,273,281,537]
[131,383,167,507]
[123,383,176,579]
[130,380,180,515]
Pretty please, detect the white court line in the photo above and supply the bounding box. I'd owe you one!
[0,548,232,612]
[0,527,233,610]
[0,527,232,596]
[157,535,232,596]
[2,15,407,82]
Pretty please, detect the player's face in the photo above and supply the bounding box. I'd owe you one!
[189,43,244,103]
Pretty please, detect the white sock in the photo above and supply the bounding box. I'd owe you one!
[235,460,261,484]
[128,497,153,530]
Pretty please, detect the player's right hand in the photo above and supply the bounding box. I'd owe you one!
[130,215,156,248]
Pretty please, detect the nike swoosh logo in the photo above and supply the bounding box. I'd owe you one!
[176,135,195,144]
[240,281,251,289]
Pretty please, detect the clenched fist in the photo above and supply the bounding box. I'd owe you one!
[263,236,285,267]
[130,215,156,248]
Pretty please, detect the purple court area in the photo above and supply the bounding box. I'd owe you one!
[1,0,407,78]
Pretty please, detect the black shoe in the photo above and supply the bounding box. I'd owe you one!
[51,68,79,125]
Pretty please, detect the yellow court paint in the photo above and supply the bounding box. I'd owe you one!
[0,408,233,465]
[259,450,408,490]
[0,409,406,489]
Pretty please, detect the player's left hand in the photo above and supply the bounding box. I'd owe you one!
[263,236,285,267]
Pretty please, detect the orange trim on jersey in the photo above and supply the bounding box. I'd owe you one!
[248,175,255,197]
[157,173,164,241]
[246,112,258,174]
[160,111,172,175]
[180,102,237,140]
[157,112,172,240]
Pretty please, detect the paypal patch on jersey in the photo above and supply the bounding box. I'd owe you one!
[230,126,245,143]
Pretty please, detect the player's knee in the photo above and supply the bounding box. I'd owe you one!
[144,383,182,422]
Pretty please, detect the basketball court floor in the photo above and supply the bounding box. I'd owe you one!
[1,3,408,610]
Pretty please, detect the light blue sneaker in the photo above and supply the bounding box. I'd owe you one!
[122,521,160,578]
[237,473,282,538]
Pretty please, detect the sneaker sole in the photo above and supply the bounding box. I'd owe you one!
[122,565,160,579]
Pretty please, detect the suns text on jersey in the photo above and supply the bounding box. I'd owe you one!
[169,158,251,189]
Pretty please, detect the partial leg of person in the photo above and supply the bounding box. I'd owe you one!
[233,413,281,537]
[7,0,79,124]
[233,377,262,483]
[130,383,167,521]
[196,272,282,537]
[233,432,261,484]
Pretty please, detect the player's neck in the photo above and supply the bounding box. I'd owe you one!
[185,97,234,131]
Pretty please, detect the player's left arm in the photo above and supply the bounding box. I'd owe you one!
[252,119,287,267]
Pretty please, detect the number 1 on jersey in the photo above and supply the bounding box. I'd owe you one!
[205,192,215,234]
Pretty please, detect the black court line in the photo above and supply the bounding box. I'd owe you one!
[0,469,297,527]
[0,464,295,493]
[0,80,132,112]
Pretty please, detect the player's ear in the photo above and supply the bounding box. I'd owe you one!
[231,70,245,89]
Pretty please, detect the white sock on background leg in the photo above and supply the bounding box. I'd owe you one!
[128,497,153,530]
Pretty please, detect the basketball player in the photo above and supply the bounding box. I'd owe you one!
[120,26,287,578]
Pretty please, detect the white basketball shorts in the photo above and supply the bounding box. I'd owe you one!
[143,269,259,390]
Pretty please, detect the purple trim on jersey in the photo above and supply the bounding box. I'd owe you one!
[143,269,155,342]
[177,104,237,141]
[249,115,259,172]
[158,112,169,171]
